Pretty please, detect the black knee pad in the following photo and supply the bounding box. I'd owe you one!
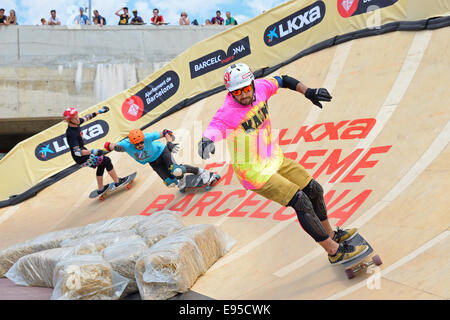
[288,190,329,242]
[302,180,328,221]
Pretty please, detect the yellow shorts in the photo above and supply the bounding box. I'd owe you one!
[253,156,313,206]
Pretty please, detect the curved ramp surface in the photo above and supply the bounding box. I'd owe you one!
[0,28,449,300]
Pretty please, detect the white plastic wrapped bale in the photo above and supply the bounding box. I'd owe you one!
[135,224,236,300]
[5,247,74,287]
[102,238,148,297]
[63,230,141,256]
[134,210,185,246]
[51,255,129,300]
[76,215,149,238]
[0,226,84,277]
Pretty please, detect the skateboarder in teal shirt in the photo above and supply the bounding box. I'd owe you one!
[104,129,215,189]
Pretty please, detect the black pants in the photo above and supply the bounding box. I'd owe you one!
[96,156,113,176]
[149,147,199,181]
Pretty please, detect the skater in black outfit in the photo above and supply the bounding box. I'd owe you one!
[63,107,127,196]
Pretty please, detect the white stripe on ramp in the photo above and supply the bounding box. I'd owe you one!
[326,230,450,300]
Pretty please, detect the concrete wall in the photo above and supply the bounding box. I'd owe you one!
[0,25,228,139]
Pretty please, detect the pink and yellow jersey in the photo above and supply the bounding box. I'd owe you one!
[203,78,284,190]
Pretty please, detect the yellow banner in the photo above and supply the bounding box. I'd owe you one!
[1,0,449,201]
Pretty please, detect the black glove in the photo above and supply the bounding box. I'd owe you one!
[198,137,215,160]
[162,129,175,140]
[305,88,332,109]
[98,106,110,114]
[166,142,180,153]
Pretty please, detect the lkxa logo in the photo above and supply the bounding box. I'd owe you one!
[35,120,109,161]
[189,36,251,79]
[264,1,326,47]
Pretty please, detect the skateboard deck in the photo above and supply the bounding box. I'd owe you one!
[340,233,382,279]
[179,172,220,193]
[89,172,137,201]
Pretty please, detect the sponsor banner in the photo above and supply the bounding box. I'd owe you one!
[0,0,448,200]
[189,37,251,78]
[264,1,326,46]
[35,120,109,161]
[337,0,399,18]
[122,71,180,121]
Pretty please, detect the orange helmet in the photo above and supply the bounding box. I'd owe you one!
[128,129,145,144]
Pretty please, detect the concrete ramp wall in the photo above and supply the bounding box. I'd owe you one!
[0,27,449,299]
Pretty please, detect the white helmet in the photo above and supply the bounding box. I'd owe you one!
[224,63,254,92]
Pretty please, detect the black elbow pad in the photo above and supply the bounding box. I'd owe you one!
[281,75,300,90]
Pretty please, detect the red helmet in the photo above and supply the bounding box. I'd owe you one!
[63,107,78,121]
[128,129,145,144]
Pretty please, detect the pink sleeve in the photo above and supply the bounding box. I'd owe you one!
[203,108,231,142]
[258,78,279,100]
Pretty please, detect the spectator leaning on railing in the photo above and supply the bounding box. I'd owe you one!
[40,18,47,25]
[179,11,190,25]
[116,7,131,25]
[211,10,224,25]
[225,11,237,25]
[151,8,164,25]
[131,9,144,25]
[93,9,106,26]
[0,8,7,25]
[74,7,89,25]
[7,9,17,25]
[48,10,61,25]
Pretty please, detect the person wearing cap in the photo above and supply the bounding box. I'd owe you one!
[130,9,144,25]
[115,7,130,25]
[74,7,89,25]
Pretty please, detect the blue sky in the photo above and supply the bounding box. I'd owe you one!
[2,0,287,26]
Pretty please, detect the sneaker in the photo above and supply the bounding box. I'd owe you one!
[97,184,110,195]
[328,242,369,265]
[177,176,187,191]
[114,177,128,188]
[199,169,212,184]
[333,227,358,243]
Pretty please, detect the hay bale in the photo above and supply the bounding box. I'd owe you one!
[65,231,141,255]
[135,224,235,300]
[5,247,73,287]
[0,226,84,277]
[76,215,149,238]
[134,210,184,246]
[102,238,148,297]
[51,255,128,300]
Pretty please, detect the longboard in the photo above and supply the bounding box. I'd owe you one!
[89,172,137,201]
[179,172,220,193]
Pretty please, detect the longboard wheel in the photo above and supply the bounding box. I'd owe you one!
[205,186,211,191]
[179,189,185,194]
[345,268,355,280]
[372,254,382,266]
[99,195,105,201]
[126,184,131,190]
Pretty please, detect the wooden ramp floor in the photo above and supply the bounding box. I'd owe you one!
[0,28,449,300]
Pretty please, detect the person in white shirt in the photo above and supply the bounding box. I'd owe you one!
[48,10,61,25]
